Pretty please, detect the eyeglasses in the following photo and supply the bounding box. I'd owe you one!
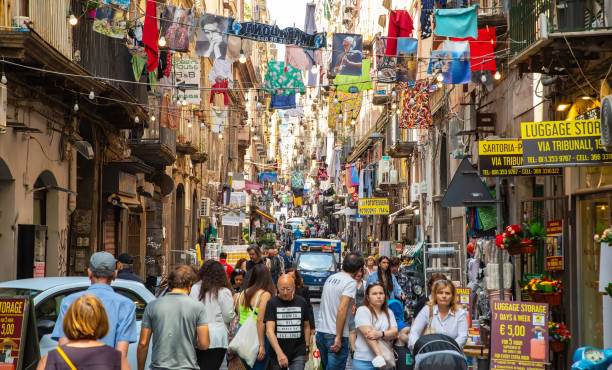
[278,287,294,291]
[234,269,245,274]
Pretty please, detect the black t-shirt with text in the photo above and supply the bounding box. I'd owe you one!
[263,295,309,360]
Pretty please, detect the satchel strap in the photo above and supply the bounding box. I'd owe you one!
[55,346,76,370]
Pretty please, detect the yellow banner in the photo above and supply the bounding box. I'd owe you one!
[478,140,523,155]
[358,198,390,215]
[521,119,601,140]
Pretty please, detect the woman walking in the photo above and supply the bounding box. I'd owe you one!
[38,294,128,369]
[353,283,398,370]
[366,256,403,301]
[190,260,236,370]
[230,268,246,293]
[349,267,367,355]
[235,264,275,370]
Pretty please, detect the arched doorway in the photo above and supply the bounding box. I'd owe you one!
[174,184,185,267]
[0,158,15,281]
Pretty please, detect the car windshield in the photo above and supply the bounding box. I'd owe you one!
[297,253,334,271]
[0,288,42,298]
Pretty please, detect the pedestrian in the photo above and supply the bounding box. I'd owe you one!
[116,253,145,285]
[412,272,447,324]
[267,247,284,284]
[235,264,275,370]
[264,275,311,370]
[51,252,137,362]
[235,258,248,271]
[282,248,293,270]
[190,260,236,370]
[353,283,399,370]
[230,268,246,293]
[364,256,377,277]
[37,294,128,369]
[286,268,315,334]
[408,278,468,349]
[366,256,404,301]
[390,256,412,301]
[349,267,367,355]
[137,265,210,370]
[243,245,266,289]
[219,252,234,277]
[316,252,364,370]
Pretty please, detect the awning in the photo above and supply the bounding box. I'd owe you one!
[108,194,141,208]
[255,209,276,223]
[333,207,356,216]
[441,157,494,207]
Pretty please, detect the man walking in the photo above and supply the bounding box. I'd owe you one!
[137,265,210,370]
[316,252,364,370]
[219,252,234,277]
[51,252,137,361]
[265,275,311,370]
[117,253,146,285]
[267,247,284,284]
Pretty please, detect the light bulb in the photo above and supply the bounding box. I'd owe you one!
[351,119,356,125]
[494,71,501,80]
[410,98,415,105]
[250,126,255,132]
[253,134,258,140]
[333,98,338,105]
[158,36,166,47]
[200,121,205,128]
[73,102,79,112]
[88,90,95,100]
[1,73,6,84]
[239,49,247,63]
[257,102,262,110]
[219,133,223,139]
[69,14,78,26]
[436,73,444,82]
[437,82,443,88]
[187,120,192,128]
[134,116,140,123]
[391,102,397,109]
[310,64,318,74]
[151,115,156,122]
[396,109,401,115]
[181,98,188,106]
[391,91,397,98]
[481,74,487,83]
[338,113,343,120]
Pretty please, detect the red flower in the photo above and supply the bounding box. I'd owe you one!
[495,234,505,248]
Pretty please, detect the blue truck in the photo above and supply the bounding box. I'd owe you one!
[292,238,342,298]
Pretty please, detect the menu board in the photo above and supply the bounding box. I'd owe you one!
[0,297,39,370]
[545,220,564,271]
[478,140,561,176]
[491,300,549,370]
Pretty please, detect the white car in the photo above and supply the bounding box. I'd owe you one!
[0,277,155,369]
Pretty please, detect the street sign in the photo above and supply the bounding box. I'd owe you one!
[478,139,561,176]
[173,57,200,105]
[358,198,389,215]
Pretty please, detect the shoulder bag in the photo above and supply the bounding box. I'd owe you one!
[228,291,263,367]
[56,346,76,370]
[420,305,437,337]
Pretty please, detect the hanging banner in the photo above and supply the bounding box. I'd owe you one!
[358,198,390,215]
[490,300,549,370]
[159,6,194,52]
[222,212,245,226]
[229,192,247,205]
[545,220,564,271]
[173,57,201,104]
[230,21,326,49]
[195,13,230,59]
[396,38,417,82]
[93,5,128,39]
[374,37,396,83]
[331,33,363,76]
[478,140,562,176]
[521,119,611,166]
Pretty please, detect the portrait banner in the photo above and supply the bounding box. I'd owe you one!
[195,13,230,59]
[331,33,363,76]
[160,5,194,52]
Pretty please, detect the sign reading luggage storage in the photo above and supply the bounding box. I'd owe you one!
[545,220,564,271]
[478,140,562,176]
[491,300,549,370]
[0,296,39,370]
[358,198,390,215]
[521,119,611,166]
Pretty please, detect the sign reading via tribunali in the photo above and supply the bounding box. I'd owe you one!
[478,140,561,176]
[358,198,390,215]
[521,119,611,166]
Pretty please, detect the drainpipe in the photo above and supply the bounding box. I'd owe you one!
[68,146,77,214]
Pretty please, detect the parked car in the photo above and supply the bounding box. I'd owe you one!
[0,277,154,369]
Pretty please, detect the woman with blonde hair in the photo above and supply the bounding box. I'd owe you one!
[364,256,377,276]
[408,278,468,349]
[38,294,128,369]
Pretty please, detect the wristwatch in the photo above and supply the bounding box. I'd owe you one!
[381,330,385,339]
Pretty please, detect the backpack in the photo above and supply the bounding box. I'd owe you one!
[269,255,282,276]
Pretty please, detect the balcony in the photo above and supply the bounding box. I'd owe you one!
[130,125,177,168]
[509,0,612,76]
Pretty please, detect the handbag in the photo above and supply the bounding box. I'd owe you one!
[377,338,398,369]
[420,305,437,337]
[305,335,321,370]
[228,291,263,367]
[55,347,76,370]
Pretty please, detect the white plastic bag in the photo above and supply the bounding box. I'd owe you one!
[228,292,261,367]
[305,335,321,370]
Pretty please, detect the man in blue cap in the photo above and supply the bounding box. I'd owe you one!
[117,253,146,285]
[51,251,137,362]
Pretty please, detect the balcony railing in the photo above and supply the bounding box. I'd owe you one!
[129,124,177,167]
[510,0,612,57]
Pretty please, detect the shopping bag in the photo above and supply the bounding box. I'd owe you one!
[305,335,321,370]
[228,293,262,367]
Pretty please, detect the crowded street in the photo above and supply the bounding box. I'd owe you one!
[1,0,612,369]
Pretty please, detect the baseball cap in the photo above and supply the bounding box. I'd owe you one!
[117,253,134,264]
[90,252,117,276]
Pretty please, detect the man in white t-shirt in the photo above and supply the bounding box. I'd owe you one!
[316,252,364,370]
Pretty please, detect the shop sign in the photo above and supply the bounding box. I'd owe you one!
[455,287,472,327]
[229,192,246,205]
[173,57,201,104]
[222,213,245,226]
[358,198,389,215]
[491,300,549,369]
[0,296,39,369]
[478,140,561,176]
[545,220,563,271]
[521,119,610,166]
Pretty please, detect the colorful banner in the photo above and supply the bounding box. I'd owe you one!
[230,21,326,49]
[358,198,390,215]
[521,119,609,166]
[93,5,127,39]
[491,300,549,370]
[545,220,563,271]
[396,38,417,82]
[478,140,562,176]
[331,33,363,76]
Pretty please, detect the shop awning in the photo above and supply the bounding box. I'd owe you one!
[333,207,356,216]
[404,242,424,257]
[441,157,494,207]
[108,194,141,208]
[255,209,276,223]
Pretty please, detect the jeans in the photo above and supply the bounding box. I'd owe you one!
[352,359,378,370]
[315,332,349,370]
[268,355,306,370]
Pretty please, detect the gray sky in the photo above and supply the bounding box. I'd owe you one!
[266,0,310,60]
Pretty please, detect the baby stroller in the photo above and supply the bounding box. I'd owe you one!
[413,333,468,370]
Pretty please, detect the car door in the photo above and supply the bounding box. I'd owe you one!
[112,287,152,370]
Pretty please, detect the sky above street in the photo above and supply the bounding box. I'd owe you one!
[266,0,310,60]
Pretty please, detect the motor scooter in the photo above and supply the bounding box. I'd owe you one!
[571,347,612,370]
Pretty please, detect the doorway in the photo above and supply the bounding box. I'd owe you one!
[174,184,185,268]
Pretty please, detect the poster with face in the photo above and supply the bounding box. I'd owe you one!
[160,5,194,52]
[396,37,418,82]
[195,13,230,59]
[331,33,363,76]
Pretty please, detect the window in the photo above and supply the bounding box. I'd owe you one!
[35,289,84,324]
[0,288,41,298]
[297,253,334,271]
[113,288,148,320]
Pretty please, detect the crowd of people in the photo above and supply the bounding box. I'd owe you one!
[38,244,468,370]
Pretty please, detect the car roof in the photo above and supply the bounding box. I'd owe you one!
[0,277,152,294]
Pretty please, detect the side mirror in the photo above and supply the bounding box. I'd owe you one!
[37,320,55,336]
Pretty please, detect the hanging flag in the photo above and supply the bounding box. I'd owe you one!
[291,171,305,189]
[398,81,433,129]
[334,59,372,93]
[195,13,230,59]
[270,94,297,109]
[142,0,158,72]
[386,10,414,56]
[442,41,471,84]
[328,91,362,127]
[452,27,497,72]
[230,21,326,49]
[396,37,418,82]
[93,5,128,39]
[264,62,305,96]
[160,5,194,52]
[374,37,396,83]
[331,33,363,76]
[434,5,478,39]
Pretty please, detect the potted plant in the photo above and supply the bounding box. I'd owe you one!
[594,227,612,246]
[86,1,99,19]
[521,277,563,306]
[606,282,612,298]
[548,321,571,352]
[523,220,546,254]
[496,225,523,255]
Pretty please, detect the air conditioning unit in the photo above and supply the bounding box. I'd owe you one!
[0,84,6,133]
[199,197,211,218]
[389,170,398,185]
[601,94,612,152]
[420,181,428,194]
[410,183,420,203]
[373,82,393,105]
[377,158,391,185]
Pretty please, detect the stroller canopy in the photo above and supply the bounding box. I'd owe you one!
[388,299,410,330]
[413,333,467,370]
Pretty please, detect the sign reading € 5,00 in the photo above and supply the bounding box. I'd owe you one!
[478,140,561,176]
[358,198,390,215]
[521,119,610,166]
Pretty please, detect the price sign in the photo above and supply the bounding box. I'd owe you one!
[455,287,472,327]
[0,297,39,369]
[491,300,548,369]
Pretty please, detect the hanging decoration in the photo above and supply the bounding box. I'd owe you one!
[195,13,230,59]
[93,4,128,39]
[434,5,478,39]
[396,37,418,82]
[210,107,227,133]
[328,91,362,128]
[160,5,194,52]
[374,37,396,83]
[331,33,363,76]
[334,59,372,93]
[230,21,326,49]
[385,10,414,56]
[398,81,433,129]
[270,94,297,109]
[173,56,201,104]
[263,62,306,96]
